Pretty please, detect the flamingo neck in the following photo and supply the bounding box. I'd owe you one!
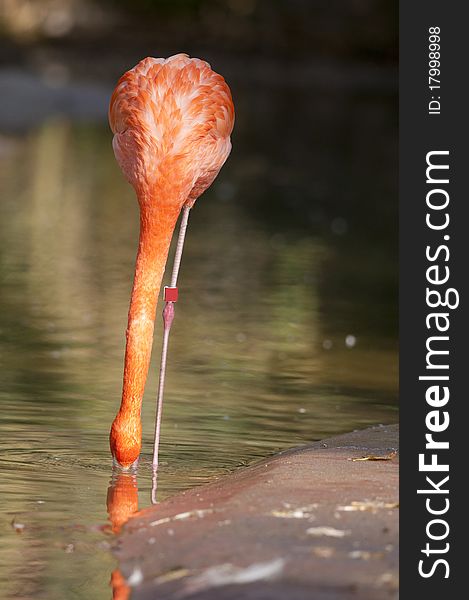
[119,202,181,418]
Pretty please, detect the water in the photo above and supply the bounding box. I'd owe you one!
[0,81,397,598]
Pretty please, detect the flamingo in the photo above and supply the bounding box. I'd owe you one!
[108,54,234,472]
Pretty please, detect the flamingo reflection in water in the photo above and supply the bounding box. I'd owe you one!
[107,471,138,600]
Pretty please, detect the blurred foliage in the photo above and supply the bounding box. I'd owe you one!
[0,0,396,62]
[101,0,214,14]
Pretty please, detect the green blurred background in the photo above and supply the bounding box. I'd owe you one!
[0,2,397,599]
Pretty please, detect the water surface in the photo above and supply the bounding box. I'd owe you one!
[0,81,397,598]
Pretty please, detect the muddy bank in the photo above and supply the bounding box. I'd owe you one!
[113,425,398,599]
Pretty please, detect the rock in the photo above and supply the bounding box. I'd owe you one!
[112,424,398,599]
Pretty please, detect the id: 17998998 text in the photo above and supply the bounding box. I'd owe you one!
[428,26,441,115]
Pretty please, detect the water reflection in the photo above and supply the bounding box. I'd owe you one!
[107,471,138,599]
[107,471,139,534]
[110,570,131,600]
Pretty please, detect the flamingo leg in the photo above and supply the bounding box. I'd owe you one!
[151,206,191,503]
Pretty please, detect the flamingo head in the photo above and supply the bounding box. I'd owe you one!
[110,413,142,469]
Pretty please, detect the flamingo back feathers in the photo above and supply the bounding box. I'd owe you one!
[109,54,234,206]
